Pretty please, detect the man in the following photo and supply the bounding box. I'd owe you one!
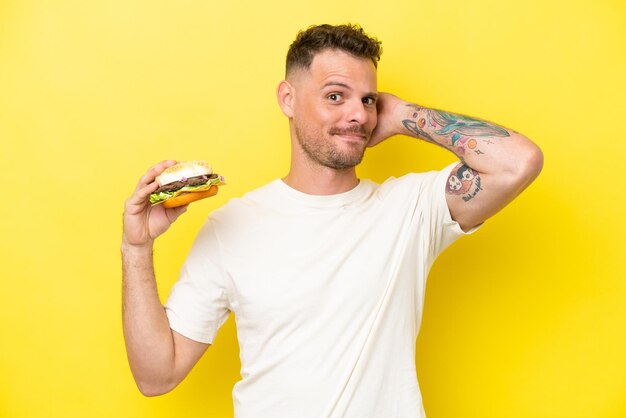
[122,24,542,417]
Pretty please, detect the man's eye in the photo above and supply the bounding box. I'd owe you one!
[362,97,376,105]
[328,93,342,101]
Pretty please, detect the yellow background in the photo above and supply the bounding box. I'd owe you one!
[1,0,625,417]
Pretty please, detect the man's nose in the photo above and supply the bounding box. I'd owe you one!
[346,100,368,124]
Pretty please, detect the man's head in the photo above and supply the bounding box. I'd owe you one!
[278,24,383,171]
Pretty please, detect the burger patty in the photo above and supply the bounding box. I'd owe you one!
[155,173,218,193]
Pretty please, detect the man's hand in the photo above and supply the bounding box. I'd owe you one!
[122,160,188,248]
[368,92,406,147]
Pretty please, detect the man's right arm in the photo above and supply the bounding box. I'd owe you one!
[121,160,210,396]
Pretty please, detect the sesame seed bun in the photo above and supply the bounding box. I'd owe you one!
[156,160,213,186]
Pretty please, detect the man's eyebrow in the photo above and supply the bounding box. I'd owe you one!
[321,81,352,90]
[321,82,378,98]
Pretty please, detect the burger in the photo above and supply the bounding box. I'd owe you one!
[149,160,225,208]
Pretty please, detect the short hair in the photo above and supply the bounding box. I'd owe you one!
[286,23,382,77]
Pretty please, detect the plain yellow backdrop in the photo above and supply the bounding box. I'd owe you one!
[1,0,625,417]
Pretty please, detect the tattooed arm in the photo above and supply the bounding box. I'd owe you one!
[370,93,543,232]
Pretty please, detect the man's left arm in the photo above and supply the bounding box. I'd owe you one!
[370,93,544,232]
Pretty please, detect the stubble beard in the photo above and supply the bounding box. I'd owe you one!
[295,123,369,170]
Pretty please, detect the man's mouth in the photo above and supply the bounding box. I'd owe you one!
[336,133,366,140]
[329,127,369,142]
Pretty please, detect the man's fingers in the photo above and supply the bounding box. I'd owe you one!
[124,184,161,219]
[135,160,177,192]
[128,181,158,206]
[166,204,188,223]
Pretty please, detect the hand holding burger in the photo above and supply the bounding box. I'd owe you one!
[122,160,224,249]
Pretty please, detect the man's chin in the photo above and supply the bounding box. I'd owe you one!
[324,149,366,170]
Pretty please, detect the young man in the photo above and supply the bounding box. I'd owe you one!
[122,24,542,417]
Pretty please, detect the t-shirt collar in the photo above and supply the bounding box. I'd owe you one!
[271,178,372,209]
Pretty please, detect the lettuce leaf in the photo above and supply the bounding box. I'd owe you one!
[149,177,224,205]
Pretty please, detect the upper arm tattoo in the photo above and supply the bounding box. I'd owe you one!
[446,163,482,202]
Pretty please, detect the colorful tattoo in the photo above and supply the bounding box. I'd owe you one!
[402,105,510,157]
[446,163,482,202]
[402,119,438,144]
[429,110,510,138]
[403,105,507,203]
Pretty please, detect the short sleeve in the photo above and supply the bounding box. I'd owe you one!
[164,219,231,344]
[418,161,482,264]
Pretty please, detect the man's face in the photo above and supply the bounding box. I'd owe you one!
[289,49,378,170]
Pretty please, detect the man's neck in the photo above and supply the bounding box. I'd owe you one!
[282,161,359,196]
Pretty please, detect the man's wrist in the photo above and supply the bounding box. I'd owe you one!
[385,94,412,137]
[121,239,154,257]
[391,99,412,137]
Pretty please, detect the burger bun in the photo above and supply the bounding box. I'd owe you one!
[157,160,213,186]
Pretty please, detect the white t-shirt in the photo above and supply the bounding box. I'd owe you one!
[165,162,479,418]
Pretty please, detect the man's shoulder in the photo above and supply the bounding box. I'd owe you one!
[375,169,441,195]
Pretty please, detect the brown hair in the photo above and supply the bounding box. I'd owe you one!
[286,24,382,77]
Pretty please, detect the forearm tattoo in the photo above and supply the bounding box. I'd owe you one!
[402,107,443,149]
[446,162,482,201]
[402,104,510,157]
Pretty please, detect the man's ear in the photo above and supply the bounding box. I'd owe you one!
[276,80,295,118]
